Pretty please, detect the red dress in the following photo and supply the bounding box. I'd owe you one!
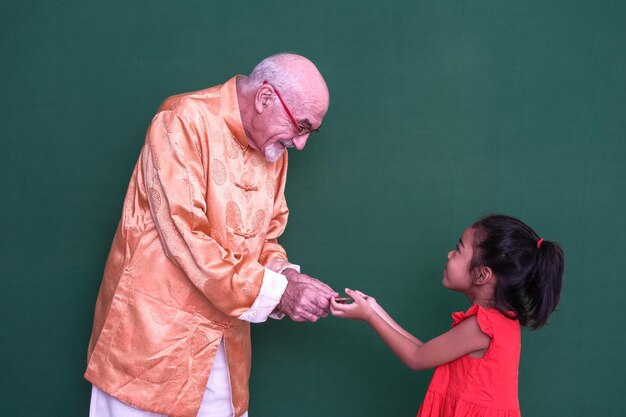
[417,305,521,417]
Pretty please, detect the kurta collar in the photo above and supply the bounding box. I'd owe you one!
[221,76,250,149]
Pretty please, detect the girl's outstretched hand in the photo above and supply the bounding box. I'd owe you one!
[330,288,375,322]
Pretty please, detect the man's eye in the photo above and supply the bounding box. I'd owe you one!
[455,245,460,252]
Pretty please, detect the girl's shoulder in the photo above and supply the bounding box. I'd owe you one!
[451,305,518,338]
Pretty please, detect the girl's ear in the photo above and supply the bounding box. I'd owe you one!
[474,266,494,286]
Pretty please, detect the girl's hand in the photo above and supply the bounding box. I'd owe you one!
[352,289,379,309]
[330,288,375,323]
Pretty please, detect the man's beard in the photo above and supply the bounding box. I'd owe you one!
[264,140,294,162]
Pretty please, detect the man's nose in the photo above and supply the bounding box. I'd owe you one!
[292,135,309,150]
[447,251,453,259]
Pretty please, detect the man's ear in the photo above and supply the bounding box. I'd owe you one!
[474,266,494,286]
[255,85,273,113]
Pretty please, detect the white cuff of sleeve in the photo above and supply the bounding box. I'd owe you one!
[264,259,300,275]
[267,262,300,320]
[238,268,288,323]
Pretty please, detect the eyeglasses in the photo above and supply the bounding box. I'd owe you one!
[263,80,320,136]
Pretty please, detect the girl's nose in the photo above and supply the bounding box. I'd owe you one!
[292,134,309,150]
[447,251,454,259]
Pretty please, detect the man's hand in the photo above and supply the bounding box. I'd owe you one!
[275,269,338,322]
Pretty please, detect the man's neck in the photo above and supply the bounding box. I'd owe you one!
[234,76,257,149]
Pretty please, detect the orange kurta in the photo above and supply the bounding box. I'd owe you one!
[85,77,290,417]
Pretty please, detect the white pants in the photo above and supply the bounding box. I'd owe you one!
[89,340,248,417]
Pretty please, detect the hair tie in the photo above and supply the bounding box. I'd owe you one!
[537,238,544,249]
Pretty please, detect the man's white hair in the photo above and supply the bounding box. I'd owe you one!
[243,53,302,103]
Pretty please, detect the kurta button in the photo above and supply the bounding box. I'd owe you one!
[235,182,258,192]
[234,230,257,239]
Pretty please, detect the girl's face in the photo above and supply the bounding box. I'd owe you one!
[443,227,476,294]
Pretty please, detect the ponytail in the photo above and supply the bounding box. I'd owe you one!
[471,215,564,329]
[527,239,564,328]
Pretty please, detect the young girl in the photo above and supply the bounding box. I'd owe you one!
[331,214,564,417]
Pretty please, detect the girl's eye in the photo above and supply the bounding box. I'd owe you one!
[455,244,460,252]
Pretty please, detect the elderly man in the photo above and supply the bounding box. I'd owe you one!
[85,53,336,417]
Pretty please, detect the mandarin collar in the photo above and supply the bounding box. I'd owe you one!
[220,76,250,149]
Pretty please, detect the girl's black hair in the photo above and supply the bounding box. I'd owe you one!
[470,214,564,329]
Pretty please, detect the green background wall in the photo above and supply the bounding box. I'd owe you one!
[1,1,624,416]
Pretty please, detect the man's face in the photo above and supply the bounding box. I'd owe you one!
[250,82,328,162]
